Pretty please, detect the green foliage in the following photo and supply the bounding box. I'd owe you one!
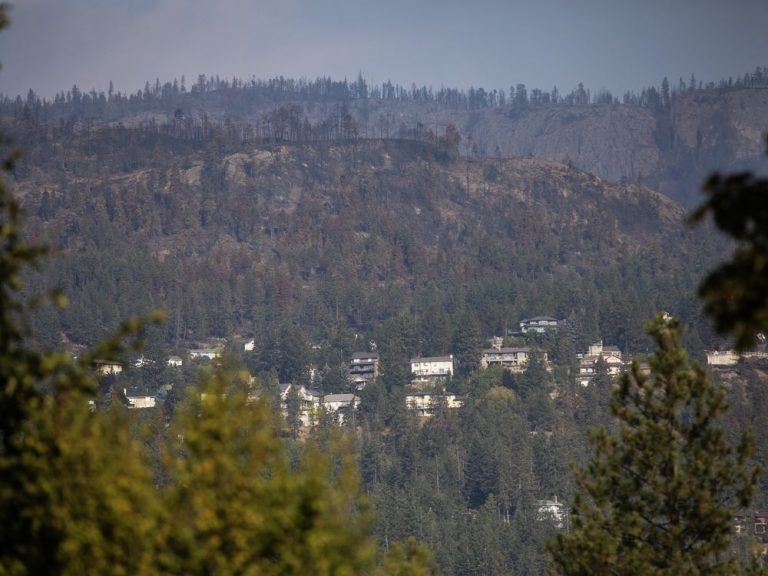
[377,538,439,576]
[0,61,165,571]
[549,316,758,575]
[161,378,376,575]
[690,138,768,351]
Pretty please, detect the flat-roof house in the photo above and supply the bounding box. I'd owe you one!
[410,355,454,383]
[94,360,123,376]
[519,316,559,334]
[189,348,221,360]
[122,388,156,409]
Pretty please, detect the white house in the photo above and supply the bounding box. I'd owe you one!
[405,392,463,417]
[706,350,739,366]
[519,316,560,334]
[706,350,768,367]
[122,388,156,409]
[322,393,360,424]
[536,496,567,529]
[244,339,255,352]
[133,356,155,368]
[189,348,221,360]
[167,355,183,367]
[410,355,454,386]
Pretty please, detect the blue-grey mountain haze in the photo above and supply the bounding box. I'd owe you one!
[1,0,767,100]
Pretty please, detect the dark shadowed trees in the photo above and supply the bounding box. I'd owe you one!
[550,317,758,575]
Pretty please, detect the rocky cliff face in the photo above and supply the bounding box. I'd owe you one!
[340,88,768,206]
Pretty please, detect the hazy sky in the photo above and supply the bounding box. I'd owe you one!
[1,0,767,100]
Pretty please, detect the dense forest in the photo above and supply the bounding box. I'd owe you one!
[4,67,768,573]
[5,117,723,356]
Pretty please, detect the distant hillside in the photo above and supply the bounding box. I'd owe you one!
[5,72,768,206]
[9,128,724,355]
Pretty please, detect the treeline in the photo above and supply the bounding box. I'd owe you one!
[5,101,462,161]
[4,65,768,127]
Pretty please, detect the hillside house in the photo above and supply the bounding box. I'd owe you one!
[706,350,768,367]
[323,393,360,424]
[481,347,531,373]
[577,341,624,386]
[244,339,255,351]
[167,355,183,367]
[279,383,321,427]
[189,348,221,360]
[405,392,463,417]
[536,496,567,529]
[519,316,560,334]
[348,351,380,390]
[122,388,156,409]
[94,360,123,376]
[410,355,454,386]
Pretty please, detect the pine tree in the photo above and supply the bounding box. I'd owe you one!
[549,315,758,575]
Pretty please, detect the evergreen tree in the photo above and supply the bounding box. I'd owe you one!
[690,137,768,352]
[549,316,758,575]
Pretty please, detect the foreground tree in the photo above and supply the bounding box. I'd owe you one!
[549,316,758,575]
[690,136,768,351]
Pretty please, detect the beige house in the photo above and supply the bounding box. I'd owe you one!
[481,347,531,373]
[322,393,360,424]
[122,388,156,409]
[94,360,123,376]
[577,341,624,386]
[706,350,768,367]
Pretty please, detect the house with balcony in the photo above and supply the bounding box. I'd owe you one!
[481,347,531,373]
[410,355,454,387]
[348,351,380,390]
[576,341,625,386]
[279,383,321,427]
